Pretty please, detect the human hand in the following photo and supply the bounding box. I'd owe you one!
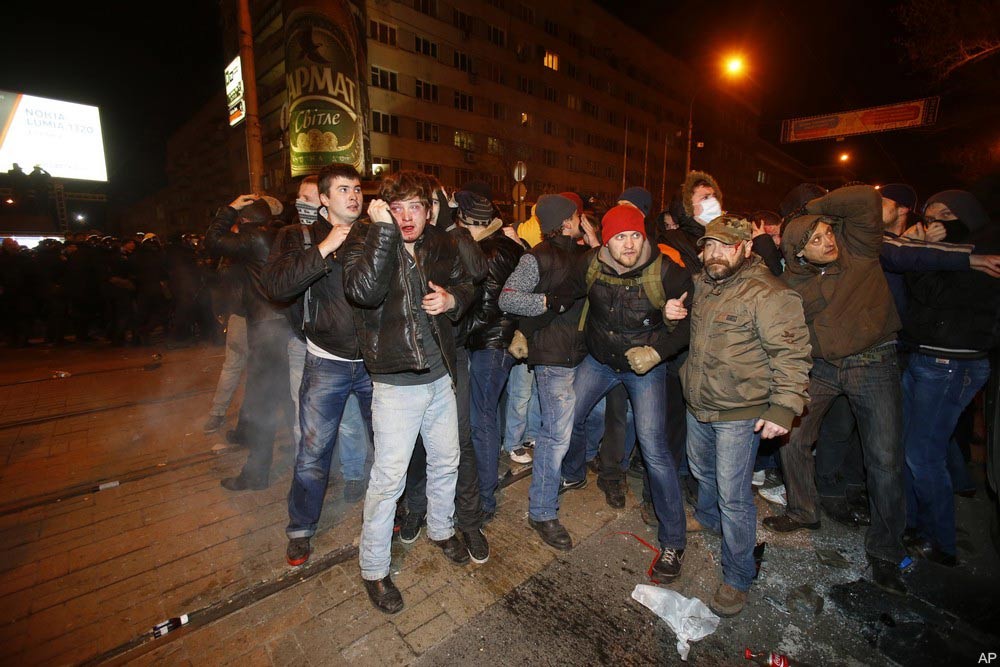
[754,419,788,439]
[581,218,600,248]
[663,291,688,321]
[367,199,393,225]
[229,194,257,210]
[508,330,528,359]
[751,220,766,239]
[422,281,456,316]
[545,293,575,314]
[625,346,661,375]
[970,254,1000,278]
[923,221,947,242]
[318,224,351,258]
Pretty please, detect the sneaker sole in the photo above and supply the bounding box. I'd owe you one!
[399,528,421,544]
[286,553,310,567]
[468,550,489,564]
[709,603,745,617]
[510,456,533,464]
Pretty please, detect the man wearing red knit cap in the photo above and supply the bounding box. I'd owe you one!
[563,204,694,583]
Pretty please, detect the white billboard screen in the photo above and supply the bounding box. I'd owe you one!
[0,90,108,182]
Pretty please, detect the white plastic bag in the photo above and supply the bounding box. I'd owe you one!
[631,584,721,660]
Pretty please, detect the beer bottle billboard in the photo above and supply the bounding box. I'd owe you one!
[284,0,365,176]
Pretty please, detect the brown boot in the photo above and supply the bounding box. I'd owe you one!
[686,513,704,532]
[710,583,747,617]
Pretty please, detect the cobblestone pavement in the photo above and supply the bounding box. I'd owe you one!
[1,342,997,666]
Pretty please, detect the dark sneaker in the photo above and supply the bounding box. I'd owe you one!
[480,509,496,525]
[399,512,424,544]
[710,583,747,617]
[203,414,225,434]
[286,537,311,566]
[627,455,646,479]
[343,479,365,503]
[558,478,588,495]
[220,473,267,491]
[640,501,657,527]
[762,514,820,533]
[363,575,404,614]
[597,477,626,509]
[528,518,573,550]
[461,528,490,564]
[225,429,245,445]
[869,557,907,595]
[433,535,471,565]
[587,458,600,474]
[651,547,685,583]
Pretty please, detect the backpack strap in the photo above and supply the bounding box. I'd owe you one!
[577,254,666,331]
[301,224,313,328]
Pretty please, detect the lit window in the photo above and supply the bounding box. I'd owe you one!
[543,51,559,71]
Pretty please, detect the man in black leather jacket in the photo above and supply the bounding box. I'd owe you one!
[205,195,292,491]
[341,171,475,615]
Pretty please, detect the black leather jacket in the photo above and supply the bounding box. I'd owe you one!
[466,230,524,350]
[205,206,286,325]
[261,218,362,359]
[341,219,474,379]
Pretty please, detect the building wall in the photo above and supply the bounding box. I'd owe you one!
[130,0,809,234]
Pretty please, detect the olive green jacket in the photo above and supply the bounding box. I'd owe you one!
[681,258,812,429]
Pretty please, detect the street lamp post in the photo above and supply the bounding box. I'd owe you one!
[685,55,746,175]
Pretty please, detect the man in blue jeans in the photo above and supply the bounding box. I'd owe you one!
[766,185,910,595]
[262,164,373,567]
[562,204,693,581]
[342,171,475,614]
[668,215,811,616]
[499,194,596,550]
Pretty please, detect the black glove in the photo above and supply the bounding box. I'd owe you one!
[545,293,575,314]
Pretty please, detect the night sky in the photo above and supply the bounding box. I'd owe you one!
[2,1,995,212]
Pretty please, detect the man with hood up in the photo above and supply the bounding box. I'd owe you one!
[900,190,999,567]
[763,184,909,595]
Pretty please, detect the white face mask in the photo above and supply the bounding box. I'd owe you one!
[695,196,722,225]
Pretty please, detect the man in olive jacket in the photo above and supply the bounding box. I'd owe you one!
[764,184,908,595]
[670,215,810,617]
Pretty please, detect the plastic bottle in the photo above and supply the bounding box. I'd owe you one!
[153,614,189,638]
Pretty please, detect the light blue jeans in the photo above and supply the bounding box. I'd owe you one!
[209,314,247,416]
[503,361,540,452]
[360,376,460,580]
[529,364,578,521]
[686,415,761,591]
[289,336,370,480]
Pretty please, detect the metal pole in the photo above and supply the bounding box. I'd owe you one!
[642,127,649,189]
[621,117,629,193]
[660,132,669,210]
[238,0,264,193]
[685,89,698,175]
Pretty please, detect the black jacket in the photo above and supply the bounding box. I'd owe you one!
[522,235,589,368]
[583,244,692,372]
[466,229,524,350]
[341,219,474,379]
[205,206,285,325]
[262,218,362,359]
[445,224,488,347]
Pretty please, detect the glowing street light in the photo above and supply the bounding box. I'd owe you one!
[839,153,850,163]
[686,54,748,174]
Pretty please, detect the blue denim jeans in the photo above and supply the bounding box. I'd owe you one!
[903,354,989,555]
[565,355,685,550]
[360,376,459,580]
[780,346,905,562]
[529,364,578,521]
[286,353,373,538]
[470,348,516,514]
[504,361,540,452]
[288,337,371,480]
[687,415,761,591]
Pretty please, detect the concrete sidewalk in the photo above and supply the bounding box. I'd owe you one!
[1,342,997,665]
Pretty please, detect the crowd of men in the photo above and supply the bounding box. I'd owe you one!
[0,230,221,348]
[5,164,997,620]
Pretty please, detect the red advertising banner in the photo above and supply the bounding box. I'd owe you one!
[781,97,940,143]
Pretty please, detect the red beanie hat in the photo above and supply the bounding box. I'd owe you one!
[558,191,584,215]
[601,205,646,245]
